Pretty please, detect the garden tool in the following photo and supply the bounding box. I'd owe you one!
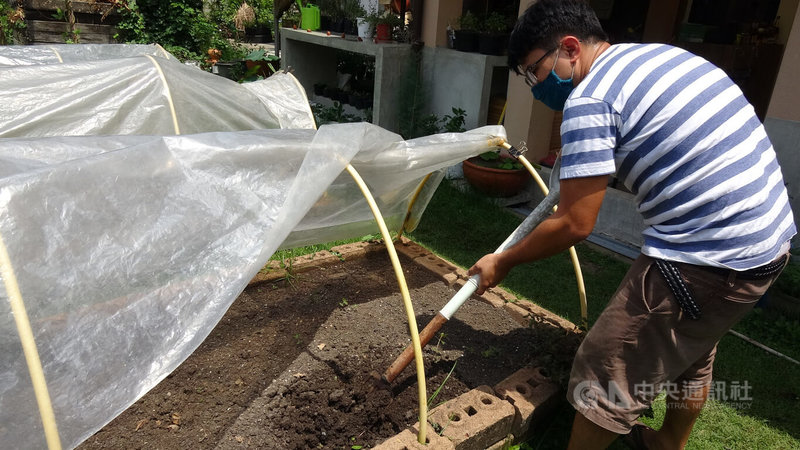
[380,155,562,384]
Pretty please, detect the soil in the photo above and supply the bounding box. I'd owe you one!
[77,250,581,450]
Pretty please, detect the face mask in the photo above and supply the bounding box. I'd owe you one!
[530,50,574,111]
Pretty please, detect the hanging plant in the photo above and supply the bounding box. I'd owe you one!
[234,1,256,32]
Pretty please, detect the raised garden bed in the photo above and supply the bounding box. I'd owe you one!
[77,241,581,449]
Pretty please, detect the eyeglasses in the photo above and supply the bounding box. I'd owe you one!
[522,47,557,87]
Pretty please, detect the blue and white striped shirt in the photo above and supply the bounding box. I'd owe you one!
[560,43,795,270]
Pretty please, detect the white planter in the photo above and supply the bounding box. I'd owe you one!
[357,18,373,39]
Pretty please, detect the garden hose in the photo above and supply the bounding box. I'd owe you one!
[0,234,62,450]
[501,142,589,330]
[344,164,429,444]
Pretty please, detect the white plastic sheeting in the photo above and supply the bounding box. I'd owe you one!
[1,44,509,449]
[0,55,315,137]
[0,123,505,449]
[0,43,176,66]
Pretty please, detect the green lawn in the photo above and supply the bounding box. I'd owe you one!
[407,179,800,449]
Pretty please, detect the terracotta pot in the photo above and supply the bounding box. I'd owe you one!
[375,23,391,41]
[462,156,531,197]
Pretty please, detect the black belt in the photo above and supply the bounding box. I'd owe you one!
[701,254,789,280]
[653,254,789,321]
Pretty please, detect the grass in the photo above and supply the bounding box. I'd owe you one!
[405,179,800,449]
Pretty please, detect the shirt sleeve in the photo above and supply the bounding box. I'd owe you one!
[559,96,619,179]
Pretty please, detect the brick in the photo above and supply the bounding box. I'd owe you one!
[247,261,285,286]
[494,367,561,440]
[486,434,514,450]
[330,241,374,259]
[292,251,341,273]
[503,302,531,327]
[414,254,459,278]
[428,386,515,450]
[478,289,506,309]
[373,423,455,450]
[442,272,459,287]
[513,300,580,333]
[394,238,432,260]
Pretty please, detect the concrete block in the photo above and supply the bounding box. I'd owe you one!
[330,241,376,259]
[486,434,514,450]
[373,423,455,450]
[443,272,460,287]
[292,251,341,273]
[414,254,459,280]
[513,300,579,333]
[478,290,506,309]
[247,261,285,286]
[428,386,514,450]
[494,367,561,440]
[503,302,531,327]
[395,237,432,260]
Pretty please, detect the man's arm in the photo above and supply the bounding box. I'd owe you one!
[468,174,609,294]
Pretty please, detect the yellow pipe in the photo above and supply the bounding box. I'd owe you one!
[500,142,589,330]
[396,173,434,241]
[145,55,181,135]
[48,46,63,63]
[0,235,62,450]
[344,164,428,444]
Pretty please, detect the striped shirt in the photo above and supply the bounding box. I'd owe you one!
[560,43,795,270]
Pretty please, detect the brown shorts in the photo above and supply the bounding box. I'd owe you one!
[567,253,786,434]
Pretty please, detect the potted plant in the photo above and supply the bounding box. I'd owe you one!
[243,48,280,79]
[244,0,274,42]
[454,10,480,52]
[479,12,509,56]
[367,9,401,42]
[462,151,532,197]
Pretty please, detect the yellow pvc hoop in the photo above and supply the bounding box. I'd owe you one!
[396,173,434,241]
[145,55,181,135]
[48,46,63,63]
[504,143,589,330]
[0,235,62,450]
[345,165,428,444]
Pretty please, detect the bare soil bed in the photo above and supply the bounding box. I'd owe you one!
[78,248,580,449]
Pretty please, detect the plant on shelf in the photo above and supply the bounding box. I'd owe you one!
[366,9,401,41]
[454,10,480,52]
[478,11,510,55]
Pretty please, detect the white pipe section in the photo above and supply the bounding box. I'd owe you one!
[439,186,561,320]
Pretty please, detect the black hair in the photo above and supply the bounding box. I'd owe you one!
[508,0,608,75]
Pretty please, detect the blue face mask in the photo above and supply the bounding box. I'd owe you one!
[530,51,574,111]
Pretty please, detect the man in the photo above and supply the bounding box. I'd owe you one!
[468,1,796,449]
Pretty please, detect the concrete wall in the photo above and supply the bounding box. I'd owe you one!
[766,2,800,229]
[420,47,506,130]
[503,0,555,162]
[421,0,463,48]
[281,28,411,132]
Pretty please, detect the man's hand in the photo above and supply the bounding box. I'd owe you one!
[468,253,511,295]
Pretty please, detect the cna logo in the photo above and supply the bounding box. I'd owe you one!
[572,380,632,410]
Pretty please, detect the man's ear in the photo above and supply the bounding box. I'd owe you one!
[561,35,581,63]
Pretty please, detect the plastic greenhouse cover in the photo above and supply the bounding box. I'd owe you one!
[0,55,316,137]
[0,43,176,66]
[0,123,506,449]
[1,45,510,448]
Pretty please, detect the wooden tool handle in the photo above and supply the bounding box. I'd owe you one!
[382,313,449,383]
